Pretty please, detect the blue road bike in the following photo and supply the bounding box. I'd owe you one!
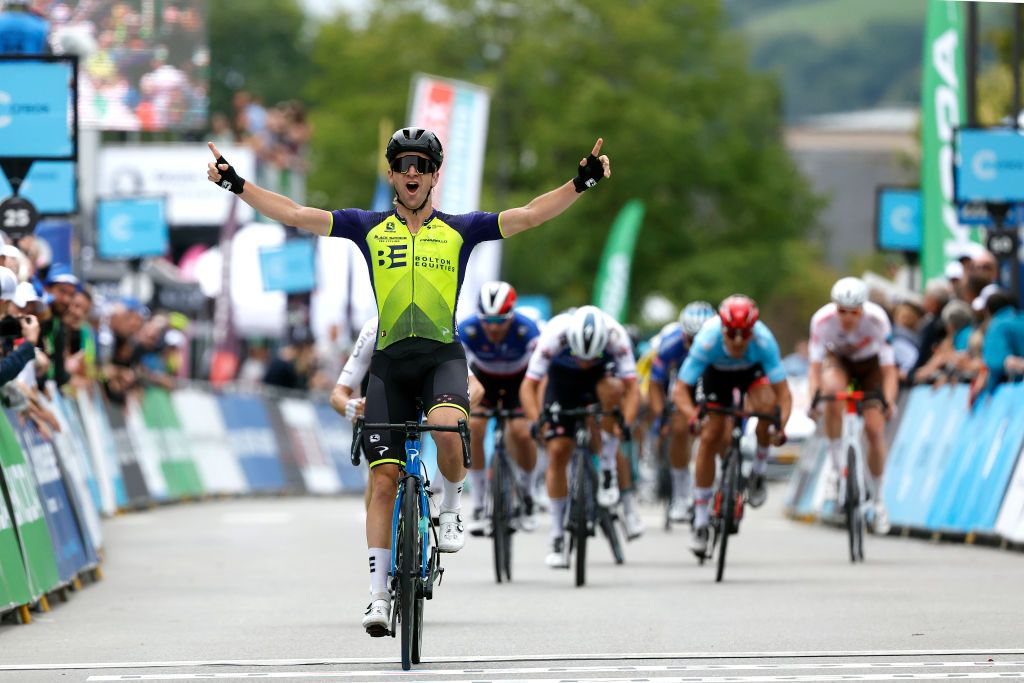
[351,415,471,671]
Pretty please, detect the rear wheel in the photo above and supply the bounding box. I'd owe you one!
[399,477,420,670]
[571,450,589,587]
[716,449,739,583]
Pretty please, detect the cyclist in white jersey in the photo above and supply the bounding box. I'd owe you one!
[807,277,897,534]
[520,306,641,568]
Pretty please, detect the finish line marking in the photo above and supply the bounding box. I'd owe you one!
[86,671,1024,682]
[5,650,1024,673]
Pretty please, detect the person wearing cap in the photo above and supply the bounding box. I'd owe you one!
[42,267,79,388]
[0,266,41,388]
[0,244,23,278]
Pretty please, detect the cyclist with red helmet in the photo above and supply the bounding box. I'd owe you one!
[459,281,542,534]
[672,295,792,557]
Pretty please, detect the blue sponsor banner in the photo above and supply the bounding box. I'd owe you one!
[97,196,169,260]
[956,201,1022,227]
[35,220,73,273]
[312,402,367,491]
[216,395,287,492]
[956,128,1024,204]
[0,60,74,158]
[0,162,76,215]
[89,392,129,509]
[516,295,552,322]
[8,412,88,583]
[258,240,316,294]
[876,188,922,253]
[883,384,971,528]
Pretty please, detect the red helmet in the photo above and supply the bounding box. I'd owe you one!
[718,295,759,336]
[477,280,517,318]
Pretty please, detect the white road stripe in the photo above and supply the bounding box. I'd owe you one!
[86,671,1024,682]
[7,651,1024,673]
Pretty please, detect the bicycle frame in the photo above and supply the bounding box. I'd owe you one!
[389,434,430,581]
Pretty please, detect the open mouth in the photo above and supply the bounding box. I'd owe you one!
[404,180,420,193]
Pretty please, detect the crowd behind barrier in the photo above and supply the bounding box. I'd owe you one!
[0,379,367,624]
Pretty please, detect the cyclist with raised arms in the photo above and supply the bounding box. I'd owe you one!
[648,301,717,523]
[459,281,541,534]
[207,129,611,634]
[672,295,792,557]
[520,305,642,568]
[807,277,897,534]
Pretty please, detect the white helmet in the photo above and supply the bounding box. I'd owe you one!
[831,277,868,309]
[679,300,716,337]
[477,280,516,318]
[566,305,610,361]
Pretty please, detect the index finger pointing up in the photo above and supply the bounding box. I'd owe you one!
[591,138,603,157]
[208,141,222,159]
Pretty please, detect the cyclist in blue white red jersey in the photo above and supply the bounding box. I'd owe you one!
[459,281,541,534]
[673,295,792,557]
[520,306,642,568]
[648,301,716,523]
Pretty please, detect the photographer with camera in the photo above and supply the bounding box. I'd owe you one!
[0,267,43,387]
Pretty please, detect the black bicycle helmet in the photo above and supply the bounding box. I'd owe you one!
[385,127,444,169]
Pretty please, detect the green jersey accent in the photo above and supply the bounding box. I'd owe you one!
[329,208,503,349]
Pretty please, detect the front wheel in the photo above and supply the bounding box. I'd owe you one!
[491,451,512,583]
[571,450,590,587]
[716,450,739,583]
[398,476,420,670]
[846,445,864,563]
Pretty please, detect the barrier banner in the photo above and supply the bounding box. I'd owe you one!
[0,413,59,599]
[0,462,32,611]
[172,388,248,495]
[261,398,308,494]
[46,390,104,553]
[9,413,89,584]
[312,402,367,491]
[216,395,287,492]
[784,435,828,519]
[883,384,970,527]
[928,384,1024,531]
[124,396,169,501]
[995,437,1024,543]
[279,398,341,494]
[103,399,151,508]
[141,388,203,498]
[58,397,103,513]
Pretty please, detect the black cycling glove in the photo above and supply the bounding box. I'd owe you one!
[212,155,246,195]
[572,154,604,193]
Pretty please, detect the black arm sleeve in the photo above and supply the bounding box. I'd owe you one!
[0,342,36,386]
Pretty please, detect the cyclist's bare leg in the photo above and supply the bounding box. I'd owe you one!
[467,414,489,516]
[596,378,625,497]
[507,417,537,474]
[693,413,727,529]
[668,411,691,470]
[545,436,574,539]
[820,364,849,473]
[862,404,887,491]
[428,405,468,512]
[367,463,400,547]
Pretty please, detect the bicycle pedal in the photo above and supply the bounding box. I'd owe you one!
[365,624,390,638]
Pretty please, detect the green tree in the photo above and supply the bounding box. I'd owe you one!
[208,0,313,119]
[306,0,821,319]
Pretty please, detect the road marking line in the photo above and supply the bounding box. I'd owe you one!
[86,671,1024,682]
[219,512,293,525]
[7,651,1024,673]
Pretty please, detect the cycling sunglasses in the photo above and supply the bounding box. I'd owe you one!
[390,156,437,174]
[724,326,753,341]
[481,314,513,325]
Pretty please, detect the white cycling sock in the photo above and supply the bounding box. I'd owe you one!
[693,486,713,528]
[518,467,533,497]
[440,474,463,513]
[868,473,883,501]
[468,469,486,510]
[600,431,619,471]
[754,445,769,475]
[369,547,391,596]
[550,497,567,538]
[622,490,637,517]
[671,468,691,501]
[828,439,842,473]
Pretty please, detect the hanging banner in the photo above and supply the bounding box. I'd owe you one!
[920,0,972,280]
[0,412,58,600]
[408,74,496,320]
[593,200,645,322]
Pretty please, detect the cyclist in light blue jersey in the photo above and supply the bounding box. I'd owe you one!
[672,295,792,557]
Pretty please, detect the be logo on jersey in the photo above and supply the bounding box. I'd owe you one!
[377,244,408,269]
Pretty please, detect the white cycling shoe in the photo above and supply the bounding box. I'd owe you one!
[870,500,891,535]
[362,592,390,637]
[597,469,620,507]
[437,511,465,553]
[689,525,709,557]
[668,497,691,523]
[624,511,646,540]
[545,535,569,569]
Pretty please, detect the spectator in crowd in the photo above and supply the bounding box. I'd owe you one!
[944,261,964,297]
[969,250,999,287]
[63,287,96,387]
[132,314,175,391]
[911,280,952,375]
[0,267,42,394]
[0,0,49,54]
[912,299,974,385]
[981,292,1024,393]
[263,340,316,391]
[782,338,809,377]
[99,297,148,404]
[43,268,78,387]
[237,339,270,390]
[891,301,925,385]
[207,111,234,146]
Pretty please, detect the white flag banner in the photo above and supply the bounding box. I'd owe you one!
[408,74,499,321]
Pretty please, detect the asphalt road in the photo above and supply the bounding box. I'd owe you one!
[1,484,1022,681]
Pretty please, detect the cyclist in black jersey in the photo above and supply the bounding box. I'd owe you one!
[207,129,611,634]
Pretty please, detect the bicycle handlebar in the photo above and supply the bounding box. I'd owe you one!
[698,402,782,430]
[811,389,888,411]
[350,418,473,468]
[471,408,525,419]
[539,404,631,442]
